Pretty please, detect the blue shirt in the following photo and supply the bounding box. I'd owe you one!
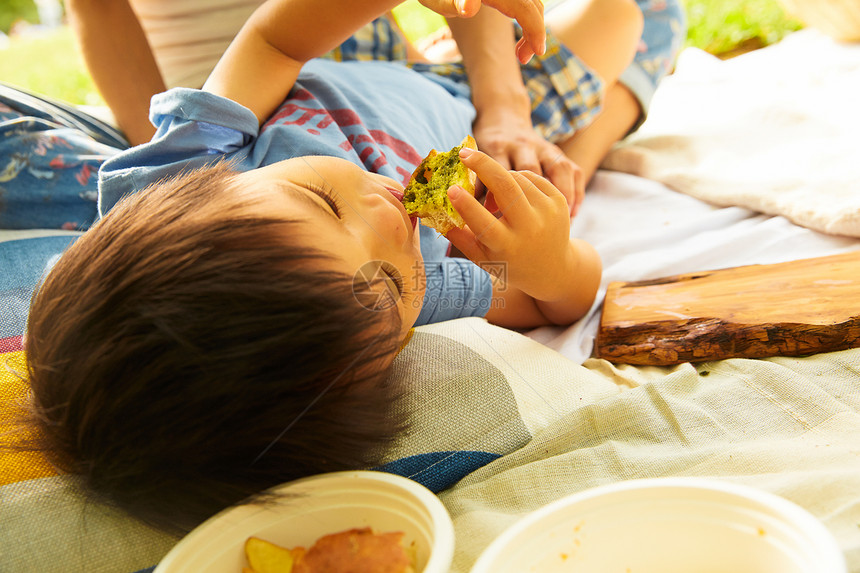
[98,59,492,325]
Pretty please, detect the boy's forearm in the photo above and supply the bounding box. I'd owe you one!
[485,239,602,328]
[533,239,602,325]
[203,0,400,123]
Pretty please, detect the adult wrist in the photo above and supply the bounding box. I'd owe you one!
[472,88,532,125]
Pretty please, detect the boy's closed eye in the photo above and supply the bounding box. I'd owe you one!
[303,181,344,218]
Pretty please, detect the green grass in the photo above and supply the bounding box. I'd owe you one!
[1,0,804,105]
[0,26,104,105]
[682,0,804,56]
[0,0,39,34]
[392,1,447,42]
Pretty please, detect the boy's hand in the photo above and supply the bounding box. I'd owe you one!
[418,0,546,63]
[445,147,575,302]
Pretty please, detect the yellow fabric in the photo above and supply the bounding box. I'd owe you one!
[0,351,57,486]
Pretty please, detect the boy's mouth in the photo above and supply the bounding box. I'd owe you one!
[386,187,418,230]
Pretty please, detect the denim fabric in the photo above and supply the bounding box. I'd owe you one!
[0,84,127,230]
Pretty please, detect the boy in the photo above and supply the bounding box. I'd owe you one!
[22,0,674,531]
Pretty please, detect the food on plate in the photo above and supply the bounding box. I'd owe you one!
[401,135,478,234]
[244,536,296,573]
[244,527,415,573]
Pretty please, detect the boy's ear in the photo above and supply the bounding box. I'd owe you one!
[351,260,402,313]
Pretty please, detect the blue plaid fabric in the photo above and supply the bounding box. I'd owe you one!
[325,2,686,141]
[324,18,606,143]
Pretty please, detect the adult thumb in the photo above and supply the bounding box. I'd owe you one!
[417,0,481,18]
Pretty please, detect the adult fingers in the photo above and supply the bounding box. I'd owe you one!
[539,147,578,210]
[420,0,546,59]
[511,144,542,176]
[515,38,536,64]
[483,0,547,60]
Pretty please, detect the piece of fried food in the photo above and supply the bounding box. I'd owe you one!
[402,135,477,234]
[294,528,414,573]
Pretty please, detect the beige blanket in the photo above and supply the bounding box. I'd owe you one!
[430,321,860,572]
[601,29,860,238]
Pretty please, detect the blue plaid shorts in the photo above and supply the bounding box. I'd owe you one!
[614,0,687,129]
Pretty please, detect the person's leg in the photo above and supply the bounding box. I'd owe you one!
[548,0,687,184]
[546,0,643,89]
[544,0,643,184]
[556,82,641,184]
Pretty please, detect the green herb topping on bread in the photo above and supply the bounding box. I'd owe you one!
[402,135,477,234]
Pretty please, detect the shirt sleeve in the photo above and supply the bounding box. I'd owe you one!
[415,256,493,326]
[97,88,259,217]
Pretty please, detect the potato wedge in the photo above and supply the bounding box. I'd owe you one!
[244,536,295,573]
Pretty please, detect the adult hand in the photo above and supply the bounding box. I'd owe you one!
[417,0,546,63]
[473,107,584,216]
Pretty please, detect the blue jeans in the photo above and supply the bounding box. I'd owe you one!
[617,0,687,122]
[0,83,128,230]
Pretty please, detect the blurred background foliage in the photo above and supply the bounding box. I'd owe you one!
[682,0,803,55]
[1,0,804,105]
[0,0,39,33]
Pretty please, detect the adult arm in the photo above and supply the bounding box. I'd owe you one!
[66,0,163,145]
[446,7,584,214]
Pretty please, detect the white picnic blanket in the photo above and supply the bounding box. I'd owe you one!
[601,29,860,239]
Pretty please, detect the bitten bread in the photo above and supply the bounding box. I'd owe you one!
[401,135,477,234]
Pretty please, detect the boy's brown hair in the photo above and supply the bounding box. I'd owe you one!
[22,163,405,533]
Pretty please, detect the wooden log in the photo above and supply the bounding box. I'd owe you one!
[595,251,860,365]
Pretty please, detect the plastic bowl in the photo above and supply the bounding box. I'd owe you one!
[154,471,454,573]
[470,477,846,573]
